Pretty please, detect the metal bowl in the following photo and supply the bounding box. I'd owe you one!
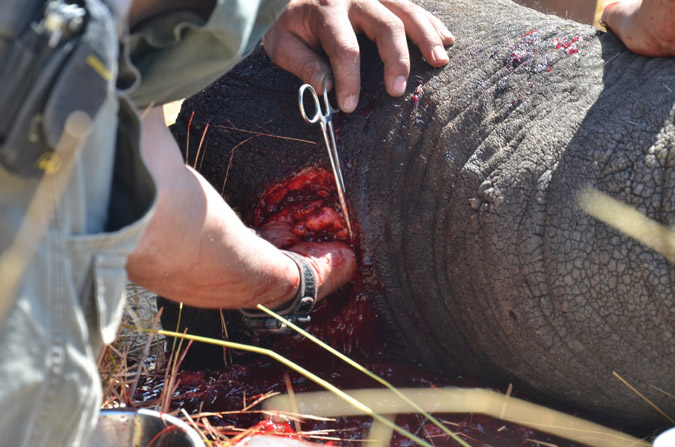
[654,427,675,447]
[86,408,206,447]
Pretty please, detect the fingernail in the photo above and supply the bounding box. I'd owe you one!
[392,76,407,96]
[432,45,449,64]
[442,29,455,44]
[342,95,358,113]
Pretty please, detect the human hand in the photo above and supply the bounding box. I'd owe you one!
[259,204,356,300]
[263,0,455,113]
[600,0,675,57]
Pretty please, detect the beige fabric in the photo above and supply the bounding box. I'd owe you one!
[0,0,289,445]
[127,0,289,108]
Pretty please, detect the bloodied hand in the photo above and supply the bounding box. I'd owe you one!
[255,167,356,300]
[264,0,455,113]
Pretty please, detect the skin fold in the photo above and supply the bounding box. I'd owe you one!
[169,0,674,434]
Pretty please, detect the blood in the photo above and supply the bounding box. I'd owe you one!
[410,79,424,109]
[553,35,584,55]
[251,165,385,356]
[249,419,299,438]
[253,166,336,228]
[254,166,350,247]
[355,92,379,118]
[137,166,595,446]
[491,29,592,77]
[333,92,379,138]
[137,360,589,447]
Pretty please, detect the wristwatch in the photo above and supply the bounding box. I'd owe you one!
[239,250,318,335]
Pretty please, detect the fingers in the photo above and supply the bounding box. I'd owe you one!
[288,242,356,299]
[378,0,454,66]
[346,0,454,99]
[264,0,456,113]
[348,0,409,98]
[257,200,355,299]
[263,0,363,112]
[313,10,363,112]
[263,15,335,98]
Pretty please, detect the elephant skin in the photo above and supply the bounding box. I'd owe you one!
[169,0,675,433]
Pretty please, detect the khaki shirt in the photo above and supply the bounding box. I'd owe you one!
[0,0,288,446]
[127,0,289,108]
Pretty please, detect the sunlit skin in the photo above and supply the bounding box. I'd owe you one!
[601,0,675,57]
[125,0,453,310]
[263,0,455,112]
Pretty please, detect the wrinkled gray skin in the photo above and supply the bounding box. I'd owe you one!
[171,0,674,432]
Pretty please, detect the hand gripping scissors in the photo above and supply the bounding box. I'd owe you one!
[298,82,354,240]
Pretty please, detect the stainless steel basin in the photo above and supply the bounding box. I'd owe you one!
[86,408,206,447]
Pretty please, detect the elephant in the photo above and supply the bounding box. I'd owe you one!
[165,0,675,434]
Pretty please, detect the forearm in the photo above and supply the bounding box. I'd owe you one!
[126,107,299,309]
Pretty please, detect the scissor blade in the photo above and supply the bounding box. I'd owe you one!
[333,168,354,241]
[320,122,354,241]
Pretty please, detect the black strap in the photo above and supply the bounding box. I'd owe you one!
[240,250,318,336]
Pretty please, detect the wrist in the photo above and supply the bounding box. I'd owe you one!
[240,250,319,335]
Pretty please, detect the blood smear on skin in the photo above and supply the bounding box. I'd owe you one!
[138,166,608,447]
[553,35,584,55]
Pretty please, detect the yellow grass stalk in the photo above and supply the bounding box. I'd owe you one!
[264,388,650,447]
[210,121,317,145]
[181,408,212,445]
[255,304,472,447]
[649,384,675,401]
[284,372,303,433]
[366,413,396,447]
[153,328,435,447]
[256,306,650,447]
[193,121,210,169]
[578,188,675,263]
[612,371,675,425]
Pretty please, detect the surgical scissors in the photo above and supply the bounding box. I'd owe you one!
[298,82,354,240]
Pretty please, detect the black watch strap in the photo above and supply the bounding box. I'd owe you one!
[239,251,318,335]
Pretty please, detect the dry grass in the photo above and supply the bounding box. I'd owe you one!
[99,293,661,447]
[98,284,165,410]
[98,286,342,447]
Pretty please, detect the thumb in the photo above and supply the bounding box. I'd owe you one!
[600,1,622,30]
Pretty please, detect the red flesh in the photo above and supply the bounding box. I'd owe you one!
[140,165,606,446]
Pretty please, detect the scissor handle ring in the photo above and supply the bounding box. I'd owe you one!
[298,84,322,124]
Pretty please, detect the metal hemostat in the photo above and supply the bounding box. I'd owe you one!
[298,82,354,241]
